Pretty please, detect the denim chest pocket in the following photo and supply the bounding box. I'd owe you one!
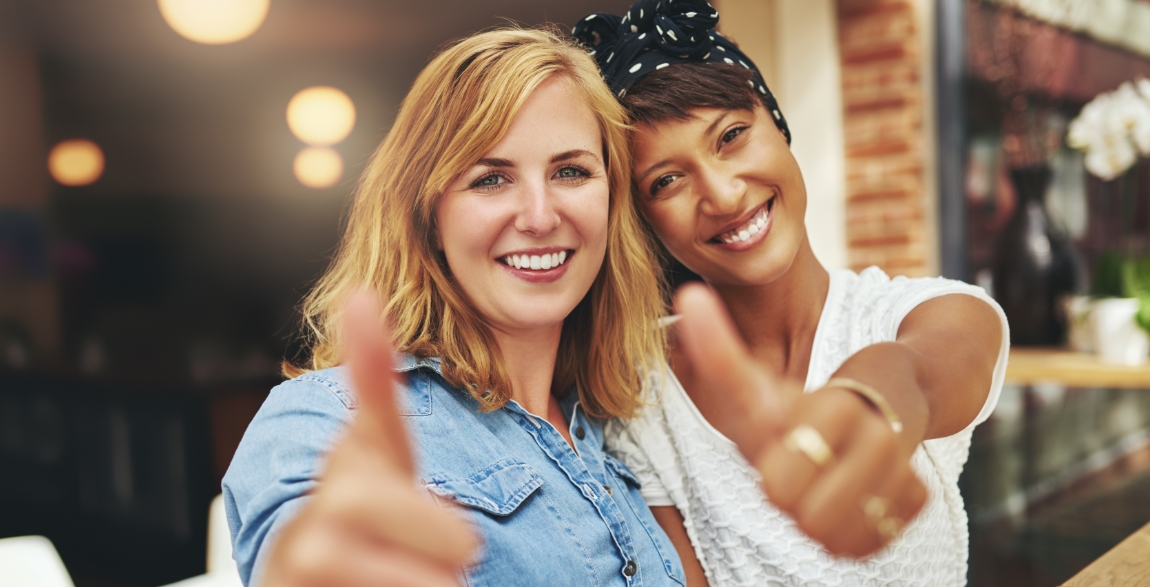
[603,453,687,587]
[422,458,542,515]
[423,460,578,587]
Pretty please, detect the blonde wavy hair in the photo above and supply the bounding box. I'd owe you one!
[288,27,667,419]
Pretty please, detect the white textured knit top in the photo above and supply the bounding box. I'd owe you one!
[606,267,1010,587]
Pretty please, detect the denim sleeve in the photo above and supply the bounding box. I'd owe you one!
[221,376,354,587]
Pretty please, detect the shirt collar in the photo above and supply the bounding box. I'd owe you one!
[393,353,443,374]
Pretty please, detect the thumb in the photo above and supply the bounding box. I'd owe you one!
[673,283,787,460]
[342,287,416,477]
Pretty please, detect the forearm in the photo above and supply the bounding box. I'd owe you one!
[827,342,931,452]
[829,319,996,445]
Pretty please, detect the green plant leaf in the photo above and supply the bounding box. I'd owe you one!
[1096,251,1124,297]
[1137,292,1150,335]
[1122,256,1150,298]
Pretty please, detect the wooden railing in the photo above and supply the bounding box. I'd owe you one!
[1062,521,1150,586]
[1006,348,1150,389]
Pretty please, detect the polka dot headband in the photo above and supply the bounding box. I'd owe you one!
[573,0,791,143]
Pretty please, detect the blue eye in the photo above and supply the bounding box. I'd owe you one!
[555,165,591,183]
[471,172,505,191]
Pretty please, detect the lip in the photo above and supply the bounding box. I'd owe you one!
[708,197,775,252]
[496,247,575,284]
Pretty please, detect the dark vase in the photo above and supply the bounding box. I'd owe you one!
[992,165,1078,346]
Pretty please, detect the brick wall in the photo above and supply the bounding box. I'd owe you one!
[837,0,932,276]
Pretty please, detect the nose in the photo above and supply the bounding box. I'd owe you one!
[696,162,746,217]
[514,178,561,236]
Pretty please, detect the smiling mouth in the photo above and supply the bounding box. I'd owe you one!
[710,196,776,244]
[497,250,574,271]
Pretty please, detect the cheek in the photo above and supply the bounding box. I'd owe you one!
[643,201,695,255]
[571,186,611,247]
[436,197,497,265]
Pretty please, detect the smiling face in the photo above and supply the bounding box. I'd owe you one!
[436,75,609,337]
[631,104,808,287]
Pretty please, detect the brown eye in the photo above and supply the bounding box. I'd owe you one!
[650,174,677,196]
[721,125,747,145]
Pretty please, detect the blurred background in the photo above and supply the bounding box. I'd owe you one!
[2,0,1150,585]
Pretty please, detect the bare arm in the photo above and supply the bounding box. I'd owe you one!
[651,506,710,587]
[827,293,1002,453]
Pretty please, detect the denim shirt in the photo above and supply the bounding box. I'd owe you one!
[222,355,686,587]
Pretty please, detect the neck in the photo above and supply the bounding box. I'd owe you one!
[491,323,564,417]
[709,238,830,380]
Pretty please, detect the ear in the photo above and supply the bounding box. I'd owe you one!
[432,221,444,252]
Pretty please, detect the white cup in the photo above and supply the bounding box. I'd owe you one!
[1092,297,1150,365]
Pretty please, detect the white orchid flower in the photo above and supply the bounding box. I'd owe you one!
[1069,78,1150,179]
[1139,78,1150,103]
[1084,135,1137,180]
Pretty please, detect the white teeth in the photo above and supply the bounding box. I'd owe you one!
[503,251,571,270]
[717,203,771,244]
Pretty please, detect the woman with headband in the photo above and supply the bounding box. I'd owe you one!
[223,28,689,587]
[573,2,1009,586]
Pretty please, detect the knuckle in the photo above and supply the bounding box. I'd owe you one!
[795,507,833,542]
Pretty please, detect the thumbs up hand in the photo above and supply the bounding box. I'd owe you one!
[674,284,926,558]
[260,290,479,587]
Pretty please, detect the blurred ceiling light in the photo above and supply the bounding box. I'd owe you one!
[294,147,343,189]
[48,139,105,187]
[158,0,270,45]
[287,86,356,146]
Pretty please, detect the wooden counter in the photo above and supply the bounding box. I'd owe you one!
[1062,521,1150,586]
[1006,348,1150,389]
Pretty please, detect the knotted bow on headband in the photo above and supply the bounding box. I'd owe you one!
[573,0,791,144]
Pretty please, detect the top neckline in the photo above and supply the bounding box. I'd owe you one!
[802,269,849,392]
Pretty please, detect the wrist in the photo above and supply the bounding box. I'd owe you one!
[822,377,903,434]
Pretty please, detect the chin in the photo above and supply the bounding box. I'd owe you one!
[689,245,798,287]
[498,297,582,330]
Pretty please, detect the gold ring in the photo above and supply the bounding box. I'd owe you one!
[861,495,904,541]
[784,425,835,467]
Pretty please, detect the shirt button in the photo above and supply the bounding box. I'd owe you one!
[623,561,637,577]
[603,484,613,495]
[575,426,586,440]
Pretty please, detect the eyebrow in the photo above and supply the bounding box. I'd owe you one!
[637,112,731,183]
[474,149,601,170]
[552,149,600,164]
[475,157,514,168]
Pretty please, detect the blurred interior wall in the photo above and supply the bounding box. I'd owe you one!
[0,45,47,211]
[834,0,939,277]
[0,44,59,361]
[717,0,849,270]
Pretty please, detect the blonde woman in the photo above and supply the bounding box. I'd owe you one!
[222,28,686,587]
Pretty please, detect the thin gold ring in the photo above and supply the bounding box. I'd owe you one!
[784,424,835,467]
[861,495,905,541]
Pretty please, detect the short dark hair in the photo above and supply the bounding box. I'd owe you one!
[621,62,767,125]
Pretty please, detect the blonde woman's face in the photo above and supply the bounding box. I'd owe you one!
[437,76,609,337]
